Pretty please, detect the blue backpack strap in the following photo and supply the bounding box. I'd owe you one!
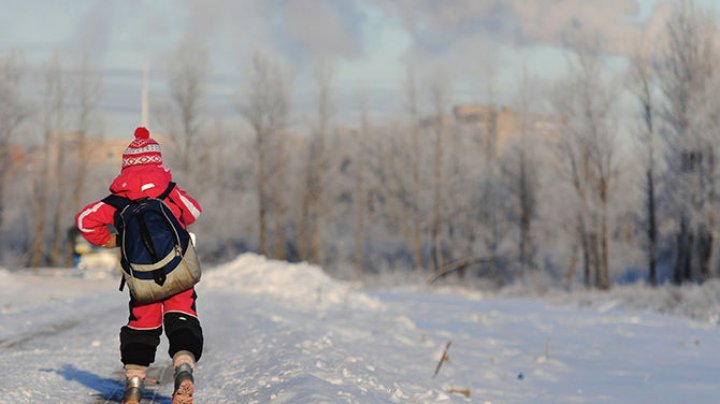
[101,194,132,230]
[157,182,176,201]
[101,194,131,211]
[102,182,174,208]
[101,195,131,292]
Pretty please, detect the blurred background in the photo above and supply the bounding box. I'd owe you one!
[0,0,717,290]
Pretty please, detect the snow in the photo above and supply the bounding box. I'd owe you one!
[1,255,720,403]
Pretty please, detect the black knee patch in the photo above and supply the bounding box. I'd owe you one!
[164,312,204,362]
[120,326,162,366]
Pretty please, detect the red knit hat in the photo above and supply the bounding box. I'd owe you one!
[122,127,162,168]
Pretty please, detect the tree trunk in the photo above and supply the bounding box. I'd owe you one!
[685,230,694,281]
[674,218,688,285]
[29,217,47,267]
[563,242,579,284]
[271,135,287,261]
[518,151,535,269]
[353,148,365,275]
[310,204,322,265]
[70,131,88,265]
[308,138,326,265]
[647,169,658,286]
[431,116,444,273]
[354,106,368,275]
[272,205,286,260]
[256,138,268,256]
[698,226,712,281]
[590,232,601,289]
[407,68,423,272]
[0,146,6,260]
[50,132,68,266]
[413,183,423,272]
[29,172,49,267]
[582,228,591,289]
[598,214,610,290]
[597,177,610,290]
[298,183,310,261]
[0,166,5,254]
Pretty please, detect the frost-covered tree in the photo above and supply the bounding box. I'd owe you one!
[552,44,619,290]
[69,55,103,215]
[429,79,448,273]
[239,51,291,259]
[165,41,209,185]
[656,0,719,283]
[404,65,425,271]
[0,52,27,255]
[504,71,541,272]
[353,98,369,275]
[29,56,69,267]
[629,44,661,286]
[298,61,334,265]
[476,101,507,279]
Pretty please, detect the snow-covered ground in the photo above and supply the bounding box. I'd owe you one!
[1,254,719,403]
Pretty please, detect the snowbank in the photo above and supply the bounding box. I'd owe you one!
[201,253,383,311]
[550,281,720,326]
[430,271,720,326]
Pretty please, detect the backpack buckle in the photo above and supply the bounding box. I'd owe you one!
[153,269,167,286]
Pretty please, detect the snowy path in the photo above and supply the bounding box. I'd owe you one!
[1,254,720,403]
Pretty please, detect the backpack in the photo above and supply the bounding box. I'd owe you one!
[102,182,201,304]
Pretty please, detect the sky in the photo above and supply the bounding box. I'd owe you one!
[0,0,703,137]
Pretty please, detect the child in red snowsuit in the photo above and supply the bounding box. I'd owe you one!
[76,127,202,403]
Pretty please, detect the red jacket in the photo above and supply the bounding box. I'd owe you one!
[76,164,202,246]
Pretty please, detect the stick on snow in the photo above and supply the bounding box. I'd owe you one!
[433,340,452,378]
[447,386,471,398]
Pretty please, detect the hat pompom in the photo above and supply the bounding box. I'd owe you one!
[134,127,150,139]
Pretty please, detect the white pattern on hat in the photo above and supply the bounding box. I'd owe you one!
[123,144,161,156]
[122,127,163,168]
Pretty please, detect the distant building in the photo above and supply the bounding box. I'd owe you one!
[418,104,562,157]
[10,132,171,175]
[452,104,562,155]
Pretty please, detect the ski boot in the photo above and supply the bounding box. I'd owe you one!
[120,375,144,404]
[172,363,194,404]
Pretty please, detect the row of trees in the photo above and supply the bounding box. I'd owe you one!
[631,0,720,287]
[1,0,719,290]
[0,53,103,267]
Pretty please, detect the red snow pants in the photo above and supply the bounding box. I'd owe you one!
[119,288,203,367]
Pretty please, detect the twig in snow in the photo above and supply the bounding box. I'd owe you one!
[433,341,452,378]
[447,386,471,398]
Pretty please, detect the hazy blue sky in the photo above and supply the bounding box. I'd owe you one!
[0,0,701,136]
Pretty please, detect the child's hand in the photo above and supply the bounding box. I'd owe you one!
[102,235,117,248]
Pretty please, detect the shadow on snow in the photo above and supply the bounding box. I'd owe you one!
[42,364,172,403]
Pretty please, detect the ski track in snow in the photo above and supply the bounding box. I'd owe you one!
[1,254,720,403]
